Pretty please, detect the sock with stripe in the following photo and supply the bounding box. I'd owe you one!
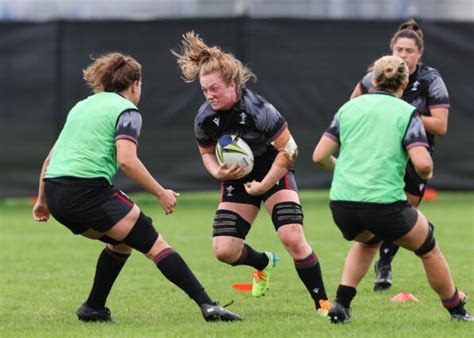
[231,243,269,270]
[86,246,130,310]
[294,251,328,308]
[442,289,466,315]
[154,248,212,306]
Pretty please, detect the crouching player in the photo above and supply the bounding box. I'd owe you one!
[32,52,242,323]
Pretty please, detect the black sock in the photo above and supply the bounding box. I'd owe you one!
[86,247,130,310]
[154,248,212,306]
[335,284,357,309]
[442,289,466,315]
[231,243,269,270]
[294,252,328,309]
[379,241,400,265]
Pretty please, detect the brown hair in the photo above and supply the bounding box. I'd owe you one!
[390,19,424,54]
[171,31,256,98]
[83,52,142,93]
[370,55,409,92]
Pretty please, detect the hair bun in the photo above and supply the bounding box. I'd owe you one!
[384,66,396,79]
[370,55,409,90]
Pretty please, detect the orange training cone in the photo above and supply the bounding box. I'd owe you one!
[391,292,419,302]
[231,284,253,292]
[422,188,438,201]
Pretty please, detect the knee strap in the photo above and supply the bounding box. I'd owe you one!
[123,212,159,254]
[99,235,122,245]
[272,202,304,230]
[415,222,436,256]
[212,209,250,239]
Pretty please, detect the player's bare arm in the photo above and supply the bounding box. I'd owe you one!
[421,107,449,136]
[117,139,178,215]
[312,135,338,171]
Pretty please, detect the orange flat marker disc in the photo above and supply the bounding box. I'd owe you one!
[231,284,253,292]
[422,188,438,201]
[391,292,419,302]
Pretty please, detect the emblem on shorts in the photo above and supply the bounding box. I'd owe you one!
[312,288,319,294]
[226,185,235,197]
[212,117,220,126]
[411,80,420,92]
[239,112,247,125]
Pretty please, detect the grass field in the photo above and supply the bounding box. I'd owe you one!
[0,190,473,337]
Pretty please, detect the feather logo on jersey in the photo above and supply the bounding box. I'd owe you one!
[216,135,248,163]
[239,112,247,125]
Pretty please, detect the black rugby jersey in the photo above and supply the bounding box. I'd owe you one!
[359,64,449,149]
[194,88,288,179]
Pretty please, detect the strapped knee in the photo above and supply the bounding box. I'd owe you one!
[123,212,159,254]
[99,235,122,245]
[415,222,436,256]
[213,210,250,239]
[272,202,304,230]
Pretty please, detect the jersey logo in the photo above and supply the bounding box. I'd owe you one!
[226,185,235,197]
[212,117,220,126]
[411,80,420,92]
[239,112,247,125]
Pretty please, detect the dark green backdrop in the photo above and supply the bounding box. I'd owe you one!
[1,19,473,197]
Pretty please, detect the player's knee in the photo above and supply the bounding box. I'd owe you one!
[212,239,242,264]
[279,230,303,251]
[212,209,250,239]
[213,247,238,264]
[107,242,133,254]
[122,212,159,254]
[272,202,304,231]
[99,234,123,245]
[414,222,436,256]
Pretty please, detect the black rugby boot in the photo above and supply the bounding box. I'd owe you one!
[374,260,392,291]
[200,303,243,322]
[77,302,113,322]
[328,301,351,324]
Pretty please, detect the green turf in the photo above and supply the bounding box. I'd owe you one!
[0,190,473,337]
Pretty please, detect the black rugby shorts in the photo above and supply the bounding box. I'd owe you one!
[404,160,428,197]
[329,200,418,242]
[220,170,298,207]
[44,177,134,234]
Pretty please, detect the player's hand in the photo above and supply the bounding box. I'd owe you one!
[244,180,267,196]
[158,189,180,215]
[32,201,50,222]
[215,163,246,181]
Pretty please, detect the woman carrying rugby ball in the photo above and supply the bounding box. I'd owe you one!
[172,32,331,316]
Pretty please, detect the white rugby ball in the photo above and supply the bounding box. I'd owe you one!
[215,134,254,175]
